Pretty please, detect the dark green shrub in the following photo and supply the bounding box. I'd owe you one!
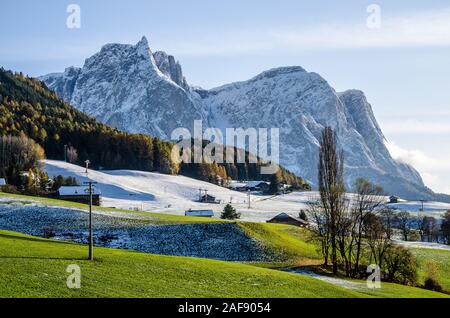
[221,204,241,220]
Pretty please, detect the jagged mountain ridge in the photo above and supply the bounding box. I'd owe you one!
[40,36,447,201]
[40,37,207,138]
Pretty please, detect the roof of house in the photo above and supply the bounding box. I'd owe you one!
[230,181,270,189]
[268,212,308,225]
[58,186,101,196]
[245,181,269,188]
[201,194,216,199]
[185,209,214,216]
[0,178,6,186]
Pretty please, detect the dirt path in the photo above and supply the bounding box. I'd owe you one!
[284,268,366,290]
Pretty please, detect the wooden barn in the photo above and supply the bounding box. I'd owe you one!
[200,194,220,204]
[267,212,308,227]
[57,186,101,206]
[245,181,270,192]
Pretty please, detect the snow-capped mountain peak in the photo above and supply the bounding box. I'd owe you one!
[40,37,443,201]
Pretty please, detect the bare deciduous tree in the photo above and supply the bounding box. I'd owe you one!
[308,128,410,279]
[350,178,385,277]
[66,146,78,164]
[442,211,450,245]
[421,216,440,242]
[379,208,396,240]
[307,198,330,266]
[395,211,411,241]
[317,127,346,275]
[364,213,392,269]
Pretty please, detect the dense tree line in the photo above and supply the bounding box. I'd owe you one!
[385,210,450,245]
[414,212,450,245]
[178,139,309,188]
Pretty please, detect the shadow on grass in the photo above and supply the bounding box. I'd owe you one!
[0,233,75,245]
[0,232,89,261]
[0,255,87,261]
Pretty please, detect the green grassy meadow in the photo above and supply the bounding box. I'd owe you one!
[412,247,450,293]
[0,193,449,298]
[0,230,447,298]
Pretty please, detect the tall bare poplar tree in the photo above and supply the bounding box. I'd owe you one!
[351,178,384,276]
[318,127,346,275]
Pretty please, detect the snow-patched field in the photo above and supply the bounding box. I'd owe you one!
[386,201,450,214]
[0,203,268,261]
[44,160,317,222]
[44,160,450,222]
[394,240,450,251]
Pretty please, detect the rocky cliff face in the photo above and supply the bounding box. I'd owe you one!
[153,51,189,90]
[41,37,442,200]
[41,37,206,138]
[41,66,81,102]
[200,67,427,197]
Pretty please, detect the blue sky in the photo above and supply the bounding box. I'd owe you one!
[1,0,450,194]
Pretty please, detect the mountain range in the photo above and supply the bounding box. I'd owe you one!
[40,36,449,201]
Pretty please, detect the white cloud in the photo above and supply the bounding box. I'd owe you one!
[165,7,450,57]
[386,141,450,194]
[273,7,450,50]
[386,141,435,168]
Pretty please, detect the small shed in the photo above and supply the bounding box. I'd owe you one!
[389,196,399,204]
[0,178,6,186]
[267,212,308,227]
[58,186,101,206]
[185,209,214,218]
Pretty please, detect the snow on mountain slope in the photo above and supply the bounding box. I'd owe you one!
[40,66,81,102]
[40,37,446,201]
[203,67,428,199]
[42,37,206,138]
